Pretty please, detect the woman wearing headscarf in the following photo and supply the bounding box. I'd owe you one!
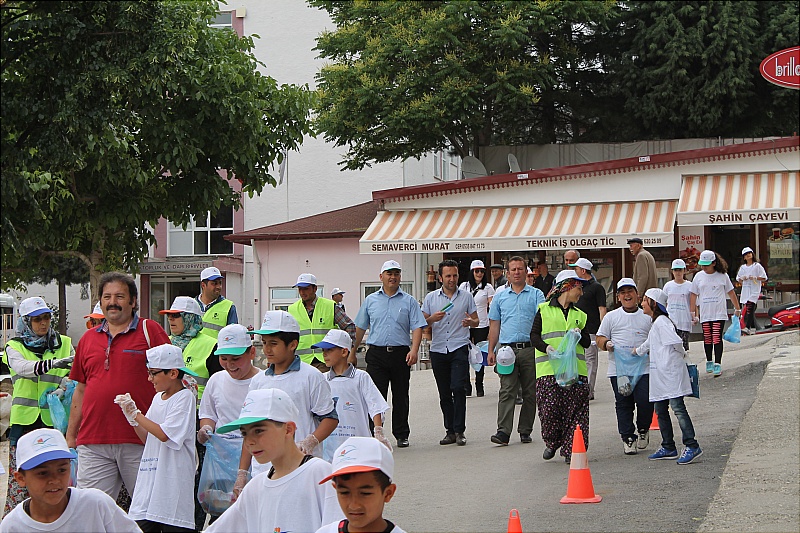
[3,297,74,515]
[530,270,591,464]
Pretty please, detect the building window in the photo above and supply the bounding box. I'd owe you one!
[168,208,234,256]
[269,286,324,311]
[210,11,233,29]
[362,283,413,303]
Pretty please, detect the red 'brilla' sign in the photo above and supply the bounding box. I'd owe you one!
[759,46,800,89]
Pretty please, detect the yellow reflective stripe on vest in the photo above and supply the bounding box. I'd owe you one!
[202,322,224,331]
[541,331,566,341]
[534,304,587,379]
[7,337,72,427]
[200,299,234,339]
[288,298,337,365]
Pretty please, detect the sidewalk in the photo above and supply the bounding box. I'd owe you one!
[699,331,799,532]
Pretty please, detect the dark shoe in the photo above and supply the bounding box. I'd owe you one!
[490,431,510,446]
[396,438,409,448]
[520,433,532,444]
[439,433,457,445]
[565,456,571,464]
[456,433,467,446]
[515,396,523,405]
[476,389,485,397]
[465,386,473,397]
[543,447,556,460]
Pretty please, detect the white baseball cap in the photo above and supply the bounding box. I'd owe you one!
[381,260,402,272]
[312,329,352,350]
[671,259,687,270]
[697,250,716,266]
[19,297,50,318]
[16,428,76,471]
[159,296,203,316]
[569,257,594,271]
[84,301,104,319]
[741,247,754,256]
[554,270,584,284]
[496,346,516,375]
[331,288,346,296]
[294,273,318,287]
[217,388,300,434]
[527,267,534,275]
[146,344,199,376]
[644,288,669,312]
[201,267,223,281]
[470,260,485,270]
[215,324,253,356]
[250,310,300,335]
[319,436,394,484]
[617,278,637,290]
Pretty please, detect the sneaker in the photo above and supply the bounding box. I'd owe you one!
[623,438,638,455]
[515,396,523,405]
[456,433,467,446]
[439,433,456,445]
[396,438,409,448]
[648,447,678,460]
[565,456,571,464]
[706,361,714,373]
[490,431,510,446]
[637,430,650,450]
[520,433,532,444]
[713,363,722,377]
[677,446,703,465]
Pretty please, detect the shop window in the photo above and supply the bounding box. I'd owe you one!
[269,286,324,311]
[168,208,234,256]
[210,12,233,29]
[764,222,799,297]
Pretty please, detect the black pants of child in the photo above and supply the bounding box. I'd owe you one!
[136,519,195,532]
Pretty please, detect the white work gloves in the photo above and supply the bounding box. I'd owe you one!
[52,356,75,370]
[570,327,582,336]
[232,469,249,502]
[197,425,214,444]
[374,426,393,451]
[546,345,557,356]
[606,341,615,352]
[297,434,320,455]
[114,393,140,426]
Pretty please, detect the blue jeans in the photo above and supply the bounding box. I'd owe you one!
[431,345,470,434]
[653,396,698,450]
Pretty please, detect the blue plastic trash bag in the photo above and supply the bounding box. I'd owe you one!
[198,435,243,515]
[549,330,581,388]
[722,316,741,343]
[46,391,69,434]
[613,348,649,396]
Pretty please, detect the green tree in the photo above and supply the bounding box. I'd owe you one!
[24,257,89,335]
[616,0,799,139]
[311,0,617,169]
[2,1,315,301]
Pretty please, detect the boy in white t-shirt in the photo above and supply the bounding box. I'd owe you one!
[313,330,392,461]
[234,311,338,495]
[206,389,342,533]
[197,324,260,522]
[115,344,199,532]
[317,437,405,533]
[1,429,139,533]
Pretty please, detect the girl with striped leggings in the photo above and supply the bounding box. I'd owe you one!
[689,250,741,377]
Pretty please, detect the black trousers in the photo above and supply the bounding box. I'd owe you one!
[366,345,411,439]
[468,326,490,393]
[430,345,470,434]
[610,374,654,441]
[136,519,195,533]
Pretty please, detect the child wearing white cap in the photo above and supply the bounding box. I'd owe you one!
[317,436,404,533]
[636,288,702,465]
[205,389,343,533]
[313,329,391,461]
[116,344,200,531]
[736,247,767,335]
[1,428,139,532]
[663,259,693,350]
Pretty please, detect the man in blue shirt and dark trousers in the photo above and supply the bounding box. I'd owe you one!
[353,260,427,448]
[422,260,479,447]
[487,256,546,446]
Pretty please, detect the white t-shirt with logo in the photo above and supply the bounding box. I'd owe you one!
[459,282,495,328]
[690,271,735,322]
[199,370,254,428]
[596,307,652,377]
[0,488,140,532]
[128,388,197,529]
[663,280,694,331]
[736,262,768,304]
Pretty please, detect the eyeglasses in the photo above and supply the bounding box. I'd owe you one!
[148,369,169,377]
[474,269,485,273]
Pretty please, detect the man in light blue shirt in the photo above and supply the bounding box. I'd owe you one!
[487,256,546,446]
[422,260,479,447]
[353,260,427,448]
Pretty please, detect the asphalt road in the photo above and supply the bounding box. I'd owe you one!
[385,331,798,533]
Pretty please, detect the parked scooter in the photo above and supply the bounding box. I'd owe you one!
[768,301,800,331]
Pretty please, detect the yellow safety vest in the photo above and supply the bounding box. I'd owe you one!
[534,303,588,379]
[288,298,336,364]
[6,338,72,427]
[200,299,234,339]
[177,333,218,400]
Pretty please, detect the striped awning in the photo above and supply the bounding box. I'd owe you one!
[678,172,799,226]
[360,201,677,254]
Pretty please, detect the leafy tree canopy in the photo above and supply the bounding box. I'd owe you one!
[2,0,315,298]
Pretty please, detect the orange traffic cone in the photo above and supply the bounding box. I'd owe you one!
[507,509,522,533]
[560,424,602,504]
[649,411,659,430]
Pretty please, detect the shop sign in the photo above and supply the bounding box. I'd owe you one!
[678,227,704,271]
[680,208,799,226]
[759,46,800,89]
[769,241,793,259]
[139,261,213,273]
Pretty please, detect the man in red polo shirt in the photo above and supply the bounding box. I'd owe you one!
[66,272,170,500]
